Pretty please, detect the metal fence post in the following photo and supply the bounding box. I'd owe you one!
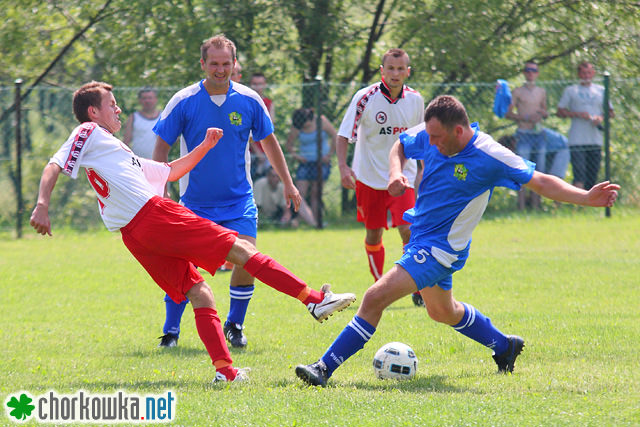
[603,72,611,218]
[14,79,23,238]
[315,75,324,229]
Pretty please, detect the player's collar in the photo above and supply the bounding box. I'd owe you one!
[379,78,405,104]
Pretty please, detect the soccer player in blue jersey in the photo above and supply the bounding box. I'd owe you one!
[152,34,302,349]
[295,95,620,386]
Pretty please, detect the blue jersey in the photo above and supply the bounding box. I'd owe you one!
[154,80,273,218]
[400,122,535,270]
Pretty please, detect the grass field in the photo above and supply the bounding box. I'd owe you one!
[1,211,639,426]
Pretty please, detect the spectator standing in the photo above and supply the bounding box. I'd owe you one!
[336,48,424,306]
[152,35,301,349]
[505,61,548,209]
[557,61,614,190]
[123,88,160,159]
[286,108,337,223]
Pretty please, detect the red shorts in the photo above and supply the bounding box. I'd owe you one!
[120,196,238,304]
[355,181,415,230]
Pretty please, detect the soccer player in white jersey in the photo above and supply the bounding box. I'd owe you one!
[336,48,425,306]
[152,35,300,349]
[30,81,355,383]
[296,95,619,387]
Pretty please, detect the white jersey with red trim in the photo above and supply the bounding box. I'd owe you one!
[338,82,424,190]
[50,122,171,231]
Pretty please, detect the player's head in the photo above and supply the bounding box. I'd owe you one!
[523,61,539,82]
[380,48,411,92]
[73,81,122,133]
[231,61,242,83]
[200,34,236,89]
[250,72,267,94]
[292,107,314,129]
[577,61,595,84]
[424,95,470,156]
[137,88,158,111]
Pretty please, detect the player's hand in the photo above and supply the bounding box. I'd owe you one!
[586,181,620,207]
[203,127,223,149]
[387,174,410,197]
[30,204,52,236]
[283,182,302,212]
[339,165,356,190]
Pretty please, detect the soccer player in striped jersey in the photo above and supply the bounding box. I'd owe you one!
[336,48,425,306]
[296,95,619,386]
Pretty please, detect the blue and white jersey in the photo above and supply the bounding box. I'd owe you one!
[399,122,535,270]
[153,80,273,217]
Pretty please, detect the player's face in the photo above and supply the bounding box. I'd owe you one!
[578,64,595,83]
[380,55,410,91]
[92,91,122,134]
[425,118,462,156]
[201,46,235,90]
[250,76,267,94]
[138,91,157,111]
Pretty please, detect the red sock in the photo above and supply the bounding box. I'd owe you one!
[193,307,233,367]
[365,241,384,281]
[216,365,237,381]
[243,253,323,304]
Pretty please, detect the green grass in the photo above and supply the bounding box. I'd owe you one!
[1,212,639,426]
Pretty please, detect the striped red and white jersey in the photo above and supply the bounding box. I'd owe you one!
[338,81,424,190]
[50,122,170,231]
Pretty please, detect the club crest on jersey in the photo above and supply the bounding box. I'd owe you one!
[375,111,387,124]
[454,164,468,181]
[229,112,242,126]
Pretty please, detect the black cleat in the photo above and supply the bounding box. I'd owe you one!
[224,322,247,348]
[295,360,329,387]
[493,335,525,373]
[411,292,424,307]
[158,333,179,348]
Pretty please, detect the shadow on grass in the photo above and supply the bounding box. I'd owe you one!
[274,375,472,394]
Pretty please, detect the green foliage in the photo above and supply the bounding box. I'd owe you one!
[1,216,639,425]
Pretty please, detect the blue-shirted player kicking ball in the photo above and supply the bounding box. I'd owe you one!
[296,95,620,386]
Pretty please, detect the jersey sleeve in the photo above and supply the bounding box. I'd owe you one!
[139,157,171,197]
[399,122,428,160]
[488,140,536,190]
[153,94,185,146]
[49,123,98,179]
[250,97,275,142]
[337,89,364,141]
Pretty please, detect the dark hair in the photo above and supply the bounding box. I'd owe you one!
[292,108,314,129]
[424,95,469,129]
[382,48,409,66]
[201,34,236,62]
[137,87,156,98]
[577,61,593,72]
[250,72,266,80]
[72,81,112,123]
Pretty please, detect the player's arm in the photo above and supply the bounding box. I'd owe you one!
[123,114,134,147]
[167,127,222,182]
[261,133,302,211]
[336,135,356,189]
[30,163,62,236]
[524,171,619,207]
[387,139,411,197]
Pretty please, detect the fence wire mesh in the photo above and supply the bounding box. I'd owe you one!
[1,76,637,234]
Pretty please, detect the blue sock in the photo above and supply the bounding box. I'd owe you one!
[226,285,254,326]
[163,294,189,336]
[452,302,508,354]
[320,316,376,378]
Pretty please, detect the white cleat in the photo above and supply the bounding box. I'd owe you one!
[213,367,251,383]
[307,284,356,323]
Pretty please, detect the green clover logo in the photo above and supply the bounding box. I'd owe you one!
[6,393,35,421]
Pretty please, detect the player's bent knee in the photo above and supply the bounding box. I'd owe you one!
[186,282,216,309]
[226,238,258,266]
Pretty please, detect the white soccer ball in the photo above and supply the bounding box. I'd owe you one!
[372,342,418,380]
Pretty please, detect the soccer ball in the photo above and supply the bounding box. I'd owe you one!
[372,342,418,380]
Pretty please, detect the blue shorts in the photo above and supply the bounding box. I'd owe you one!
[296,162,330,181]
[187,201,258,238]
[396,245,453,291]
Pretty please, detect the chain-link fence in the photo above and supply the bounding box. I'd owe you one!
[1,76,638,235]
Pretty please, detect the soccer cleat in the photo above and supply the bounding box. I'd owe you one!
[295,360,328,387]
[213,367,251,383]
[307,284,356,323]
[492,335,525,373]
[157,333,179,348]
[223,322,248,348]
[411,292,424,307]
